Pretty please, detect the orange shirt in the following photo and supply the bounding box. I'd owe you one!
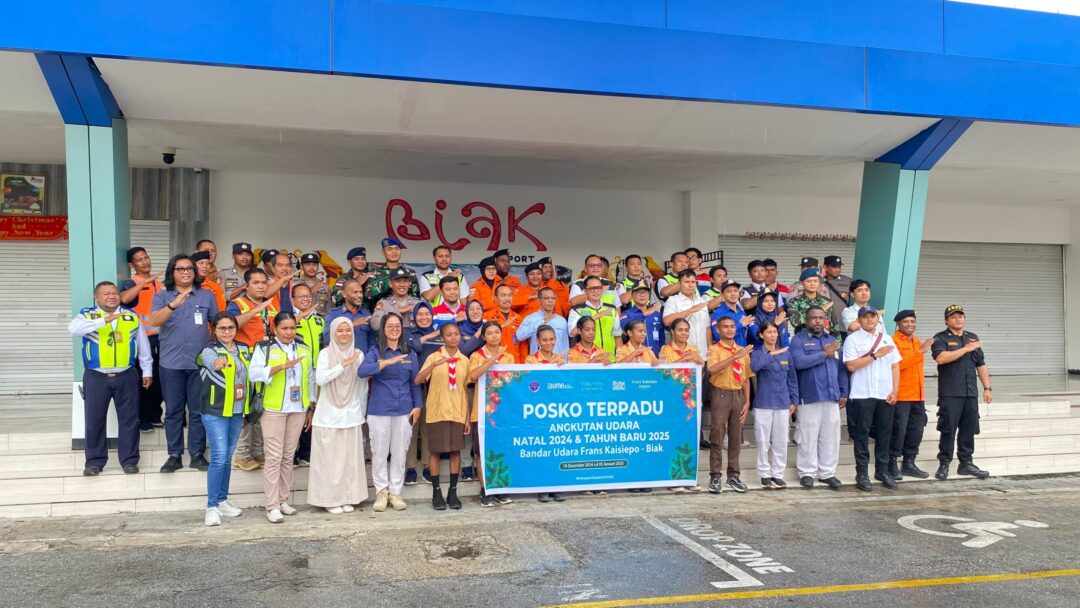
[706,342,754,390]
[546,279,570,317]
[511,282,543,318]
[893,331,926,401]
[616,343,659,364]
[231,296,278,346]
[659,343,701,363]
[471,279,501,316]
[468,346,517,423]
[203,279,227,313]
[525,351,564,365]
[484,308,524,362]
[567,343,607,364]
[128,277,163,336]
[499,274,522,291]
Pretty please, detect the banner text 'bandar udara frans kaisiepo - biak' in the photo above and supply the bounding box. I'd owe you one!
[477,364,701,494]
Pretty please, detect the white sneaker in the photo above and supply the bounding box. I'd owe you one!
[373,490,389,512]
[279,502,298,516]
[217,500,243,518]
[342,504,355,513]
[266,508,284,523]
[388,494,407,511]
[326,506,344,515]
[204,507,221,527]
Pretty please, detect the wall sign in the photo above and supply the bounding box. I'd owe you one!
[385,198,548,252]
[0,215,67,240]
[1,174,46,215]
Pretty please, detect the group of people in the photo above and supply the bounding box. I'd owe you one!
[69,238,993,526]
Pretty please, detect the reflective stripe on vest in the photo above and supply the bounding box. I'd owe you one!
[198,343,252,417]
[297,314,324,364]
[423,271,465,306]
[573,304,619,356]
[233,296,278,340]
[261,342,312,411]
[81,309,141,369]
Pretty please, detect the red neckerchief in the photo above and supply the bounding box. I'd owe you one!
[718,342,743,384]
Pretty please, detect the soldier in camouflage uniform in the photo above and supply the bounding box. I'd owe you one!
[363,237,419,312]
[786,267,839,339]
[332,246,371,308]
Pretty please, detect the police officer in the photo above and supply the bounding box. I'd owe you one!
[820,255,851,337]
[219,242,254,300]
[931,305,992,480]
[68,281,154,476]
[364,238,419,311]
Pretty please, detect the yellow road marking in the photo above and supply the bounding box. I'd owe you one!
[545,569,1080,608]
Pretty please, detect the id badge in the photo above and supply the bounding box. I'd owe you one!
[194,309,204,325]
[235,383,244,400]
[113,330,123,343]
[290,385,301,401]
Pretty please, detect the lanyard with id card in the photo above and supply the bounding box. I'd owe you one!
[193,305,204,326]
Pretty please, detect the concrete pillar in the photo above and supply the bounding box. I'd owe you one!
[1065,209,1080,373]
[852,161,929,327]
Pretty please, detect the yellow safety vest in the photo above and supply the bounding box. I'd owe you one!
[197,343,252,417]
[80,307,141,369]
[260,341,313,411]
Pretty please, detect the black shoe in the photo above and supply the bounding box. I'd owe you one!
[479,495,495,508]
[708,477,723,494]
[122,464,139,474]
[537,493,552,503]
[627,488,641,493]
[446,488,462,510]
[432,487,447,510]
[957,462,990,479]
[935,462,949,480]
[856,475,872,492]
[888,458,902,481]
[822,476,843,490]
[726,478,748,493]
[760,477,775,489]
[190,455,210,471]
[640,487,652,493]
[699,438,712,450]
[874,472,898,490]
[160,456,183,473]
[770,477,787,489]
[799,475,814,488]
[902,460,930,479]
[551,492,565,502]
[83,465,102,476]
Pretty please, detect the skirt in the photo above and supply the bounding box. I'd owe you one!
[426,420,467,454]
[307,425,369,507]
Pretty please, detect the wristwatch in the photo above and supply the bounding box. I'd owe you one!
[869,352,877,360]
[166,303,176,310]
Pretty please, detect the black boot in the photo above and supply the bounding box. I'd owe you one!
[902,458,929,479]
[874,471,898,490]
[888,457,902,481]
[432,482,447,510]
[447,473,462,509]
[957,462,990,479]
[935,462,949,480]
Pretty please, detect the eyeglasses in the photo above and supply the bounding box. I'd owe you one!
[586,263,603,269]
[586,286,604,290]
[174,266,195,272]
[216,326,236,332]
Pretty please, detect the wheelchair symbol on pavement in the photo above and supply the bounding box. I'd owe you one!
[897,515,1049,548]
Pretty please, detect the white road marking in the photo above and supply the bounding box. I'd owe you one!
[898,514,1050,548]
[642,515,763,589]
[786,485,1080,505]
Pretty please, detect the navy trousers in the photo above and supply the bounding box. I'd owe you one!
[83,367,141,468]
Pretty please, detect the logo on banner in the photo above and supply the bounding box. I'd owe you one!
[385,198,548,252]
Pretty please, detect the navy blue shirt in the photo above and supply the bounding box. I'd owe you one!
[710,302,749,346]
[324,305,372,353]
[358,344,422,416]
[789,330,849,404]
[750,348,799,409]
[619,306,665,357]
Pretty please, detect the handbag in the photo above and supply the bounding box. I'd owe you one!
[246,341,271,423]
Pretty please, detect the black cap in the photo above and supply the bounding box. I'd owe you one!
[824,255,843,267]
[945,304,965,318]
[893,310,916,322]
[479,256,496,270]
[300,253,320,264]
[525,261,542,274]
[538,256,552,266]
[232,242,253,254]
[630,280,651,293]
[190,250,211,263]
[260,249,280,264]
[493,249,510,258]
[720,279,741,292]
[800,256,818,268]
[388,267,411,281]
[346,246,366,259]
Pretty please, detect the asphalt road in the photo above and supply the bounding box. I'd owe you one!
[2,475,1079,607]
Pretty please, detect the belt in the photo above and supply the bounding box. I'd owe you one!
[87,367,134,378]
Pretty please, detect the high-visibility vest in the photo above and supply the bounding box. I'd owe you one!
[656,273,679,300]
[571,302,620,358]
[129,278,162,335]
[259,341,313,411]
[232,296,278,345]
[197,342,252,417]
[572,277,617,307]
[296,313,325,364]
[79,307,141,369]
[422,270,465,306]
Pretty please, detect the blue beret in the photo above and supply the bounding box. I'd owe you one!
[799,268,820,281]
[346,247,366,259]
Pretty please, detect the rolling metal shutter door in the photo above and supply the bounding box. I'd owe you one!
[0,221,171,397]
[914,242,1064,376]
[0,240,72,395]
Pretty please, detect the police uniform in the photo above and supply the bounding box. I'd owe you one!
[820,255,851,336]
[298,252,333,316]
[68,305,153,474]
[364,239,420,312]
[931,305,991,479]
[217,242,254,296]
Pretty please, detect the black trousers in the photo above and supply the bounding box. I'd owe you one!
[890,401,927,460]
[937,397,980,465]
[83,367,141,468]
[847,398,894,476]
[137,334,163,425]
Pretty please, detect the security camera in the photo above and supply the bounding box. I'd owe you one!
[162,147,176,165]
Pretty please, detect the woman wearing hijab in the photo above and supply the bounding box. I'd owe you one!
[358,312,422,512]
[470,256,501,316]
[748,291,790,349]
[308,316,370,514]
[458,299,487,356]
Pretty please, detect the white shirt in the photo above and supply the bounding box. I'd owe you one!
[249,340,316,413]
[313,349,369,428]
[663,292,710,355]
[68,307,154,376]
[843,328,902,400]
[418,267,470,300]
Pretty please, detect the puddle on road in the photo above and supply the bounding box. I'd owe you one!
[421,534,509,563]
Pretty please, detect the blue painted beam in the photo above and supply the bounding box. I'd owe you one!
[876,118,972,170]
[35,53,84,125]
[61,55,123,127]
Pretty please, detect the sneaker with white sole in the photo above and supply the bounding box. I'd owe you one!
[217,500,243,518]
[279,502,298,516]
[204,507,221,527]
[388,494,407,511]
[266,508,284,523]
[373,490,389,512]
[342,504,355,513]
[494,495,513,505]
[326,506,344,515]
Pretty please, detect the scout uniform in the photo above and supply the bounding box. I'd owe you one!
[706,342,753,491]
